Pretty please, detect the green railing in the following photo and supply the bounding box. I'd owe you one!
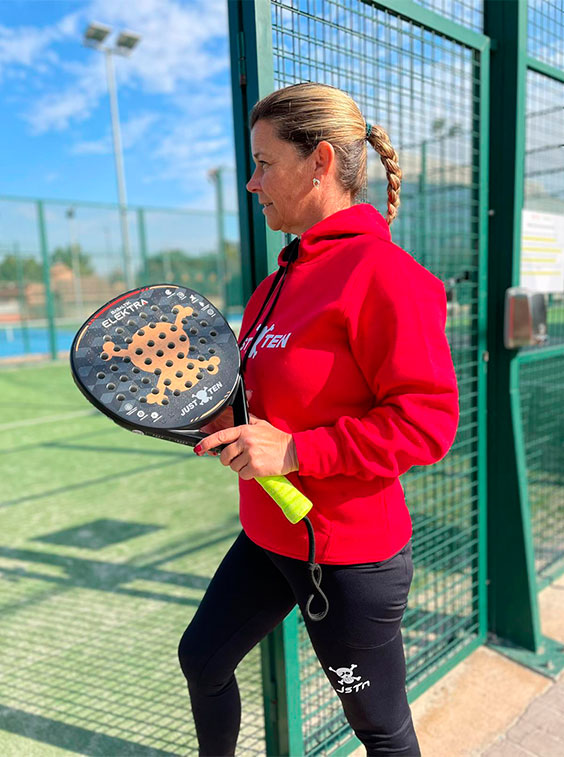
[0,191,243,361]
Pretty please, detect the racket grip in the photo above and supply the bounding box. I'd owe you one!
[255,475,313,524]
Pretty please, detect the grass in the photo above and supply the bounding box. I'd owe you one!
[0,361,265,756]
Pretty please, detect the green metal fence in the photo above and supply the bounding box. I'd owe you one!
[229,0,564,754]
[0,190,243,361]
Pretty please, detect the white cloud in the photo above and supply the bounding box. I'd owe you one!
[21,0,230,134]
[70,112,160,155]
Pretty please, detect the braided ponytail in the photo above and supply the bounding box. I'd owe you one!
[366,124,402,225]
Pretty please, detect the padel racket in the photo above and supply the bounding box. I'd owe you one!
[70,284,312,525]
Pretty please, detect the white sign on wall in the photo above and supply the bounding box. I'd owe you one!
[521,210,564,293]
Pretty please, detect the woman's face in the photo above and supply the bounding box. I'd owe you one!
[246,119,317,236]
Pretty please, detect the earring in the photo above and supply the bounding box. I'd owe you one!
[312,178,320,188]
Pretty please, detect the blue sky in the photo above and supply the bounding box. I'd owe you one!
[0,0,237,211]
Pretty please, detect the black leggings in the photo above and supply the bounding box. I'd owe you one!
[178,531,420,756]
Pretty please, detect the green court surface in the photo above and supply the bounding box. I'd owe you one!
[0,361,265,756]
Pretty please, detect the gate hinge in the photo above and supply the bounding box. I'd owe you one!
[237,31,247,87]
[482,351,490,363]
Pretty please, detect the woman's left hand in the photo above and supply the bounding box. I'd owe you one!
[194,414,299,479]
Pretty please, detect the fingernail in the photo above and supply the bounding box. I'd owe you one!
[194,445,202,454]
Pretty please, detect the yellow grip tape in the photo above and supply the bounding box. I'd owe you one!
[256,475,313,524]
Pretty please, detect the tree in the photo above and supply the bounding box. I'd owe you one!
[0,254,43,283]
[51,245,94,275]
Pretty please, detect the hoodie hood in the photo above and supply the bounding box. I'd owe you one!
[277,203,391,267]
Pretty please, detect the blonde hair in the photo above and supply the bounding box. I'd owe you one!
[249,82,402,225]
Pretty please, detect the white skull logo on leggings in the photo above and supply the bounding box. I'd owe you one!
[329,664,371,694]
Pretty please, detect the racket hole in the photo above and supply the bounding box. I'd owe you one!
[110,364,118,372]
[132,367,140,374]
[170,325,178,332]
[97,372,105,379]
[192,311,199,317]
[184,381,193,388]
[120,375,128,382]
[165,360,173,367]
[116,394,125,401]
[160,315,169,322]
[175,370,183,378]
[196,372,203,380]
[116,327,124,334]
[189,346,196,352]
[167,342,175,349]
[103,335,112,342]
[154,368,162,376]
[207,365,215,372]
[127,320,136,327]
[140,312,148,319]
[137,329,145,336]
[149,322,156,329]
[144,358,153,365]
[179,335,187,342]
[140,396,147,403]
[151,305,159,312]
[147,340,155,347]
[151,388,159,394]
[141,377,150,384]
[130,386,138,393]
[156,350,164,357]
[198,356,205,362]
[159,332,166,339]
[135,348,143,355]
[125,337,133,344]
[210,330,217,337]
[189,328,197,335]
[177,352,185,359]
[181,317,188,324]
[173,389,180,396]
[172,306,180,314]
[106,382,116,390]
[164,379,171,386]
[208,348,215,354]
[123,356,131,363]
[162,398,169,405]
[113,346,121,352]
[187,362,194,370]
[199,338,207,344]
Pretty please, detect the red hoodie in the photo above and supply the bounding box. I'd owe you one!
[238,203,459,564]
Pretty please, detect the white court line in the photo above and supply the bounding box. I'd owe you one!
[0,409,96,432]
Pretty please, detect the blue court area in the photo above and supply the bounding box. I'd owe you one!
[0,361,264,756]
[0,327,75,359]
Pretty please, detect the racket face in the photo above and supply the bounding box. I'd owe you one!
[70,284,240,431]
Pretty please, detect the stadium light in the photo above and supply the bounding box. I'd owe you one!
[116,31,141,55]
[82,23,142,289]
[84,22,111,48]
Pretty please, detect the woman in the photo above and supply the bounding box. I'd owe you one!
[178,82,459,756]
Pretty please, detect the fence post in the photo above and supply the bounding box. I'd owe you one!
[14,243,31,354]
[36,200,57,360]
[260,608,304,756]
[137,208,149,285]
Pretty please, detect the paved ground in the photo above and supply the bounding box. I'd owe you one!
[483,675,564,756]
[391,573,564,757]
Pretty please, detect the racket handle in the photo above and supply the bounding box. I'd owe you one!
[255,476,313,524]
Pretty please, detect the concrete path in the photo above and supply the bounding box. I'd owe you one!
[393,573,564,757]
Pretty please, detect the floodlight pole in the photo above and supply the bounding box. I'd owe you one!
[104,49,134,289]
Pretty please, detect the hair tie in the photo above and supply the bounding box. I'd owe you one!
[365,122,372,140]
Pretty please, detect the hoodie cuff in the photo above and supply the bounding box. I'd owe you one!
[292,428,342,479]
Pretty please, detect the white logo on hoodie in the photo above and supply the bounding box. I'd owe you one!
[242,323,292,359]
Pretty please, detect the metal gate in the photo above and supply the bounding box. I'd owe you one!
[228,1,564,754]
